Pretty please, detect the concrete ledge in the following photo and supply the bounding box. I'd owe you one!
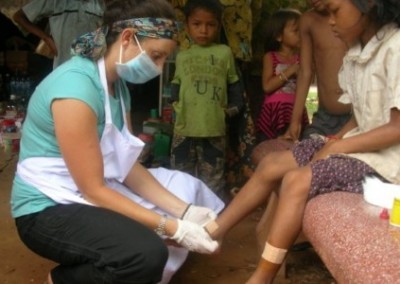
[303,192,400,284]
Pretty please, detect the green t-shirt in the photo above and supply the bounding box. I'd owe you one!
[172,44,239,137]
[11,56,131,218]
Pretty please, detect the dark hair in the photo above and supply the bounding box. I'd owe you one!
[103,0,176,45]
[264,9,301,52]
[351,0,400,27]
[183,0,223,23]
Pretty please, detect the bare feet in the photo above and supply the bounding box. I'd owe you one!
[245,274,272,284]
[204,221,223,254]
[245,257,281,284]
[205,220,219,235]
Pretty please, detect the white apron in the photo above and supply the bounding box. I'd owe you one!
[16,58,224,283]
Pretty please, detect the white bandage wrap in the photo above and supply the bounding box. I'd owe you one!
[205,220,219,234]
[262,242,288,264]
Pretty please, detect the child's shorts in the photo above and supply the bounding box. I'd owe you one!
[292,137,377,199]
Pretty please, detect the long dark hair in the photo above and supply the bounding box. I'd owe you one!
[351,0,400,27]
[103,0,176,45]
[263,9,301,52]
[183,0,223,22]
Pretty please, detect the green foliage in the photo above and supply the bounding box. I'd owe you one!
[306,91,318,119]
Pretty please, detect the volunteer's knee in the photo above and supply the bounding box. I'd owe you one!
[114,237,169,283]
[137,240,169,281]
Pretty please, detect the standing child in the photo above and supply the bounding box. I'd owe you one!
[256,9,309,141]
[208,0,400,283]
[282,0,351,142]
[170,0,243,198]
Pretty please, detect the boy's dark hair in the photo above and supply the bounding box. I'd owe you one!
[264,9,301,52]
[103,0,176,45]
[183,0,223,22]
[351,0,400,27]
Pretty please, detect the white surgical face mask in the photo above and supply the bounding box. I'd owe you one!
[116,35,161,84]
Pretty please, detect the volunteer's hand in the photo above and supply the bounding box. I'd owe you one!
[171,219,219,253]
[181,204,217,226]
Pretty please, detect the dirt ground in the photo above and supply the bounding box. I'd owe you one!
[0,151,334,284]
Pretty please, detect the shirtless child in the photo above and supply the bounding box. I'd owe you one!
[284,0,351,141]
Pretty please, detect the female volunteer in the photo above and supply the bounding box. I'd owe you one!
[10,0,224,283]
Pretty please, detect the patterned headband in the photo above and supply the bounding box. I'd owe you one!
[112,17,178,40]
[71,17,178,60]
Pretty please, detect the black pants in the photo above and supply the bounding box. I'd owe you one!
[15,204,168,284]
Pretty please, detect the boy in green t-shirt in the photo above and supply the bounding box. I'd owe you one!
[170,0,243,198]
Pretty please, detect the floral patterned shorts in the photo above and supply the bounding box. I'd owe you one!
[292,137,377,199]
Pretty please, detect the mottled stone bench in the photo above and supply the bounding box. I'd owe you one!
[251,140,400,283]
[303,191,400,284]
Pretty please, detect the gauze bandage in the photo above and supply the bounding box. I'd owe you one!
[262,242,288,264]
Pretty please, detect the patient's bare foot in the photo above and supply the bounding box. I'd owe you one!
[204,221,224,253]
[205,220,219,236]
